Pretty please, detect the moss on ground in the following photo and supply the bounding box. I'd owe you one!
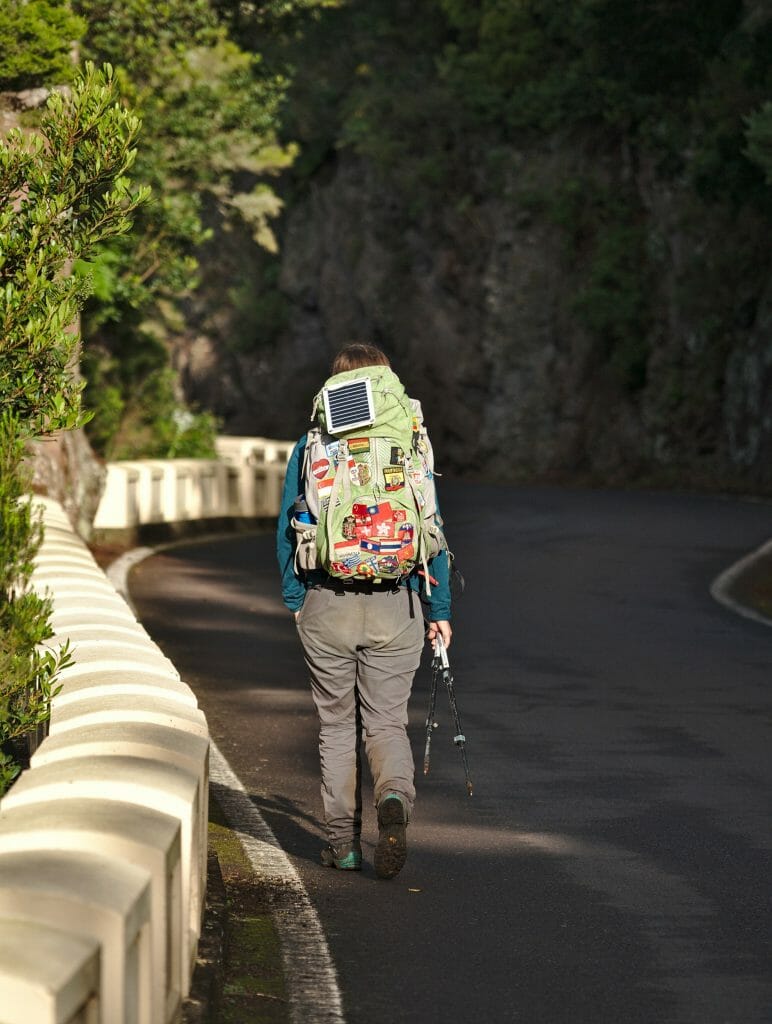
[208,797,289,1023]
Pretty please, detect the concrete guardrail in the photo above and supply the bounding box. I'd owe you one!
[93,436,295,534]
[0,436,291,1024]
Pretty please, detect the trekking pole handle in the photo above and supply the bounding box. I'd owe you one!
[434,633,450,670]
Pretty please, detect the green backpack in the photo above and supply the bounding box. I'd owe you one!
[292,366,446,590]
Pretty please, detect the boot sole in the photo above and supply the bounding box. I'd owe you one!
[374,798,407,879]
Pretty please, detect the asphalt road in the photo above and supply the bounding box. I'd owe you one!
[129,483,772,1024]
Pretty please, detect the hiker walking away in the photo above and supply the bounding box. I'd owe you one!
[276,342,452,879]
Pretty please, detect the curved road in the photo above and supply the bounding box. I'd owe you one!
[129,483,772,1024]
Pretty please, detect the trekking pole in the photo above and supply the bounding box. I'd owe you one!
[423,649,440,776]
[426,634,473,796]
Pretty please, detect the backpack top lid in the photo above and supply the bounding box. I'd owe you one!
[313,366,412,439]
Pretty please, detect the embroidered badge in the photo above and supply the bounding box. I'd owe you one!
[330,560,352,575]
[383,466,405,491]
[380,538,404,552]
[368,503,395,535]
[334,539,359,553]
[348,438,371,455]
[352,502,379,516]
[342,515,357,539]
[350,463,371,487]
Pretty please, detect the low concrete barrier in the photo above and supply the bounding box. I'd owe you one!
[0,849,153,1024]
[93,435,294,533]
[0,495,212,1024]
[49,693,208,738]
[0,800,182,1023]
[3,756,203,983]
[51,671,195,711]
[0,918,101,1024]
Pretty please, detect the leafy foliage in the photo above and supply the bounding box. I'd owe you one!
[0,63,147,792]
[72,0,297,457]
[0,0,85,91]
[1,63,149,433]
[72,0,218,81]
[0,418,71,791]
[83,358,219,459]
[438,0,744,137]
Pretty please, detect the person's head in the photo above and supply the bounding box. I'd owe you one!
[331,343,390,375]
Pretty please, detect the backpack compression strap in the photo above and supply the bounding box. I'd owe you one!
[404,455,434,596]
[324,439,352,569]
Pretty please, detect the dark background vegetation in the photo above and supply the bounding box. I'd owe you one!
[3,0,772,482]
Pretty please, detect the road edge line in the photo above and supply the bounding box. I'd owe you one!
[106,542,346,1024]
[209,744,345,1024]
[710,537,772,628]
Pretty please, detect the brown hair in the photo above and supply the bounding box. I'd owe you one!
[331,343,391,375]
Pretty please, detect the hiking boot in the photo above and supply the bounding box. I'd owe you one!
[374,793,408,880]
[320,840,362,871]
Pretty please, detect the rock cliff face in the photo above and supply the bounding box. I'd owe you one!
[177,147,772,492]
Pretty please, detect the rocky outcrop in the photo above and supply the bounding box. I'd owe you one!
[176,145,772,492]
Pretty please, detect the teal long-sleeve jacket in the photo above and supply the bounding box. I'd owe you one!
[276,436,452,620]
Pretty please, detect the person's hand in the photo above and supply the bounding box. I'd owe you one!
[293,609,301,623]
[427,620,452,650]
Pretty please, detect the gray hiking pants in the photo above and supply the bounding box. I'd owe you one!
[296,583,425,846]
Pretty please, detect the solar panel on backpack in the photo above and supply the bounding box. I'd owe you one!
[322,377,375,434]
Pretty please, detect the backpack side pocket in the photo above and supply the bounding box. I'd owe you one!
[422,519,446,561]
[292,518,320,572]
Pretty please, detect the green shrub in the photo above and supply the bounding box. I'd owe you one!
[103,368,219,460]
[0,417,71,790]
[0,0,85,90]
[69,0,297,458]
[0,63,148,792]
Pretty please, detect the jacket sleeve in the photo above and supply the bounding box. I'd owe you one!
[276,437,307,612]
[426,548,451,621]
[425,485,452,621]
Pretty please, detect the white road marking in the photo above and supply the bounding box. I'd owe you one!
[105,546,155,607]
[709,537,772,627]
[209,745,345,1024]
